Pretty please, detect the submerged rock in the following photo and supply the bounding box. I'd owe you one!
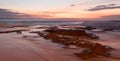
[41,29,101,48]
[87,33,99,39]
[75,43,114,59]
[45,29,88,36]
[103,28,114,31]
[39,28,114,59]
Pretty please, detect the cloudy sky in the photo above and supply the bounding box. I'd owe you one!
[0,0,120,20]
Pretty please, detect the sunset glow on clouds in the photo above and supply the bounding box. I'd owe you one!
[0,0,120,20]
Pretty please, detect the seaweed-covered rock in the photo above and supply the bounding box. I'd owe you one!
[75,43,114,59]
[40,28,114,59]
[45,29,88,36]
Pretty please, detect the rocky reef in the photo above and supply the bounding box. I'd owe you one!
[0,28,28,33]
[75,43,114,59]
[37,28,114,59]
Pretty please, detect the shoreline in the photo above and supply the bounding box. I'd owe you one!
[0,23,120,61]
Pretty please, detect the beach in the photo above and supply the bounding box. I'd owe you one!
[0,0,120,60]
[0,21,120,61]
[0,32,82,61]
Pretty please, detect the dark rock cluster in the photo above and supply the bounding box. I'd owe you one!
[0,29,27,33]
[45,29,88,36]
[38,29,114,59]
[75,43,114,59]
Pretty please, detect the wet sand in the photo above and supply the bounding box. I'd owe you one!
[93,31,120,49]
[0,30,120,61]
[92,31,120,61]
[0,33,82,61]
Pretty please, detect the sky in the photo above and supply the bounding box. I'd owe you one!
[0,0,120,20]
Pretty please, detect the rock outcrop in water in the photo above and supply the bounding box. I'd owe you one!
[75,43,114,59]
[0,28,28,33]
[38,28,114,59]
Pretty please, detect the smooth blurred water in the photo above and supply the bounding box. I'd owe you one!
[0,19,83,26]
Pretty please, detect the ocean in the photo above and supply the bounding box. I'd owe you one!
[0,19,84,26]
[0,19,120,30]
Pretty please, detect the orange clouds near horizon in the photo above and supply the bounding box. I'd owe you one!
[5,2,119,20]
[29,9,120,19]
[0,6,120,21]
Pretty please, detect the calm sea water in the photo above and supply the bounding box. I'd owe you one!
[0,19,84,25]
[0,19,120,30]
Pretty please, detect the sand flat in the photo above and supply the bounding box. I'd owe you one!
[0,33,81,61]
[0,31,120,61]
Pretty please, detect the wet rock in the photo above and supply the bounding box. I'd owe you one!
[87,33,99,39]
[41,28,114,59]
[45,29,88,36]
[42,29,101,48]
[91,43,112,56]
[75,50,96,59]
[0,29,27,34]
[85,26,96,30]
[103,28,114,31]
[75,43,114,59]
[16,31,22,34]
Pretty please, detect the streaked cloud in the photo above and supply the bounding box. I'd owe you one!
[0,8,33,18]
[0,8,120,21]
[35,11,67,18]
[87,4,120,11]
[70,4,76,7]
[99,15,120,20]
